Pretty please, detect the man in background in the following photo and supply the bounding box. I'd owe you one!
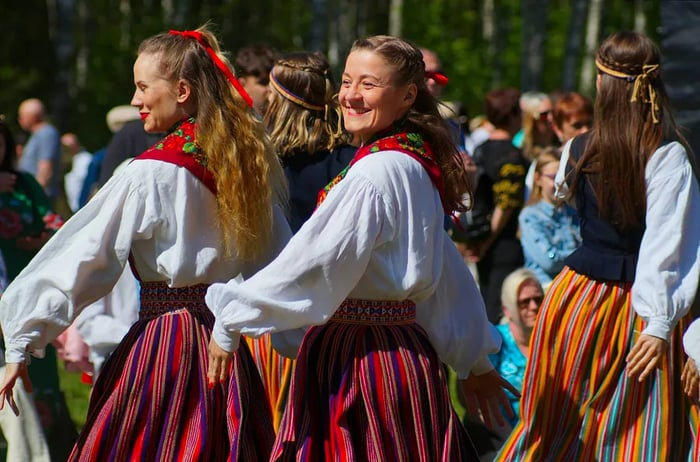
[235,45,278,116]
[17,98,62,201]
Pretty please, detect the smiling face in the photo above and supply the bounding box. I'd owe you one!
[515,280,544,330]
[130,52,188,133]
[338,50,416,144]
[534,160,560,204]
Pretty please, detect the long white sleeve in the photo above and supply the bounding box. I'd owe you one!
[206,151,500,376]
[633,142,700,340]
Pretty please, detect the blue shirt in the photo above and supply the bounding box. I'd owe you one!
[18,123,62,199]
[519,200,581,286]
[489,323,527,427]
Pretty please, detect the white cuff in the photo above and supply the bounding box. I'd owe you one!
[684,319,700,364]
[459,355,495,379]
[212,320,240,353]
[641,317,673,342]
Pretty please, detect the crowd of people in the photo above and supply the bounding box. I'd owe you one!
[0,24,697,462]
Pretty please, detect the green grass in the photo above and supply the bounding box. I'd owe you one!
[56,363,91,434]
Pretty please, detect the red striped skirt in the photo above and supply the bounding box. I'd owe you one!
[497,268,700,461]
[270,299,478,461]
[69,282,274,461]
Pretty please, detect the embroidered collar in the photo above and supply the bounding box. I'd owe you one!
[152,117,205,167]
[316,131,448,213]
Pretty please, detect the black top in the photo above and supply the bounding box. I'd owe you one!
[472,139,529,241]
[98,120,165,187]
[564,133,645,282]
[282,144,356,233]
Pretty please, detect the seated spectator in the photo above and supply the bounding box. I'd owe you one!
[489,268,544,428]
[518,147,580,288]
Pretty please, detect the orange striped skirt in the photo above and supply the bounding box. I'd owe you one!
[497,268,700,461]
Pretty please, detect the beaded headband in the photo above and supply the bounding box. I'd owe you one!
[595,58,660,123]
[168,30,253,108]
[269,70,325,111]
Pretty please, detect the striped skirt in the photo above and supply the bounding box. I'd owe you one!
[69,282,274,461]
[245,334,295,431]
[497,268,700,461]
[270,299,478,461]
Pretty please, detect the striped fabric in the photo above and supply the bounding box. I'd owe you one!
[270,299,478,461]
[497,268,700,461]
[245,334,295,432]
[69,282,274,461]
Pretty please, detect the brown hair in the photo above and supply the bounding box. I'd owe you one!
[349,35,472,213]
[552,92,593,129]
[264,52,347,157]
[485,88,521,130]
[138,25,287,261]
[234,46,278,84]
[568,31,687,230]
[527,147,560,205]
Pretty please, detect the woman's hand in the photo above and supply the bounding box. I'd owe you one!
[0,172,16,193]
[459,369,520,429]
[0,362,32,416]
[626,333,668,382]
[682,358,700,402]
[207,337,234,387]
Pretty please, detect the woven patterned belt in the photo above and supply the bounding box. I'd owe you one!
[330,298,416,325]
[139,281,210,320]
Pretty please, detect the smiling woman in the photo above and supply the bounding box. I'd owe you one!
[205,35,518,461]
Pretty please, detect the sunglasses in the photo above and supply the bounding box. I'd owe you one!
[425,71,448,86]
[517,295,544,309]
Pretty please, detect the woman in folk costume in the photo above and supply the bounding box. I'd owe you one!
[245,51,356,431]
[0,24,291,460]
[206,35,517,461]
[497,31,700,461]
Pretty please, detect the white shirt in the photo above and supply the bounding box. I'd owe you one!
[556,140,700,342]
[64,150,93,212]
[0,159,291,364]
[206,150,501,378]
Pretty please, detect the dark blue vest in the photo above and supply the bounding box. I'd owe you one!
[564,134,645,282]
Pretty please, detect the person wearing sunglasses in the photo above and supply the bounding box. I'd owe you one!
[518,147,580,289]
[551,91,593,144]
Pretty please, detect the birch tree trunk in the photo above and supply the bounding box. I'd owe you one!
[389,0,403,37]
[634,0,647,33]
[580,0,603,96]
[521,0,549,91]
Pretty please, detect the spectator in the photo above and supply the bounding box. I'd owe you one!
[469,88,528,323]
[514,91,556,160]
[17,98,62,200]
[61,133,92,213]
[551,91,593,144]
[235,45,278,116]
[518,147,580,288]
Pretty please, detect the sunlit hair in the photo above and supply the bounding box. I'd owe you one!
[552,92,593,130]
[520,91,551,160]
[0,120,17,172]
[501,267,542,320]
[526,147,561,206]
[264,52,347,157]
[349,35,472,213]
[138,24,288,261]
[569,31,689,230]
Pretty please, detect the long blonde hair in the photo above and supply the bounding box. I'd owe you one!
[138,25,287,261]
[264,52,347,157]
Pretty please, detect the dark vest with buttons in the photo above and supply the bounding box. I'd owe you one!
[564,133,645,282]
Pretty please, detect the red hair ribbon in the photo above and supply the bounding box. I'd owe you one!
[425,71,448,86]
[169,30,253,108]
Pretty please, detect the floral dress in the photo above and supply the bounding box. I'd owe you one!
[0,171,72,459]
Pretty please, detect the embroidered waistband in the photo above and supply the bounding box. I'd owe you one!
[139,281,210,320]
[330,298,416,325]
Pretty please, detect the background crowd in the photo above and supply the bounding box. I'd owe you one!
[0,15,697,462]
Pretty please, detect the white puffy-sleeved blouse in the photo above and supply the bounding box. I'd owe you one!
[206,150,501,378]
[0,159,291,364]
[555,140,700,341]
